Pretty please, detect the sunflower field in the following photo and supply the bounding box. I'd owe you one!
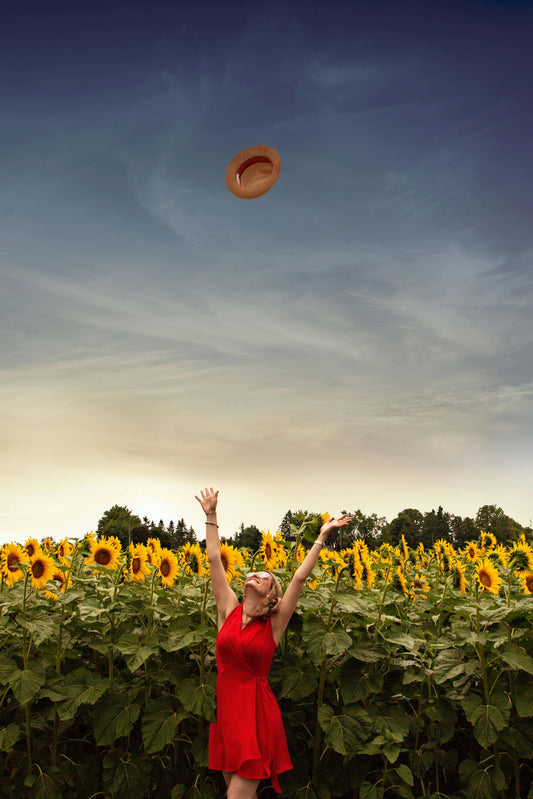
[2,524,533,799]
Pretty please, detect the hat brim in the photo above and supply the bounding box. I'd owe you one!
[225,145,281,199]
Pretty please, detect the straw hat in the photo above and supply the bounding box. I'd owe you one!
[225,145,281,199]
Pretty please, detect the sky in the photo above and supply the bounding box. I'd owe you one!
[1,0,532,545]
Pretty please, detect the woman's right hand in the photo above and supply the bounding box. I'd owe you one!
[195,486,219,516]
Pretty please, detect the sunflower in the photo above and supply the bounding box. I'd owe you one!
[361,558,375,589]
[400,535,409,560]
[84,537,120,570]
[295,544,305,564]
[28,552,55,590]
[353,539,370,561]
[411,573,430,600]
[487,545,509,569]
[476,558,503,595]
[509,541,533,572]
[180,543,206,578]
[146,538,162,564]
[219,543,245,583]
[1,543,29,586]
[41,537,55,553]
[353,560,363,591]
[125,543,151,582]
[24,538,41,559]
[259,531,280,570]
[450,561,468,595]
[479,530,497,551]
[156,548,179,588]
[320,512,331,525]
[107,536,122,553]
[463,541,479,563]
[392,566,409,597]
[520,572,533,595]
[56,538,74,564]
[52,569,70,593]
[319,549,345,578]
[190,544,207,578]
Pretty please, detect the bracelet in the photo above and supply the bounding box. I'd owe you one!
[313,541,324,548]
[205,521,219,527]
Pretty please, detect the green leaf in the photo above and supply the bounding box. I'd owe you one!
[93,695,141,745]
[323,630,352,657]
[171,785,187,799]
[433,649,466,684]
[334,595,371,615]
[381,631,417,650]
[513,674,533,717]
[461,693,482,724]
[0,723,21,752]
[467,768,503,799]
[340,665,383,703]
[21,615,58,647]
[103,751,152,799]
[359,782,384,799]
[116,632,160,672]
[34,770,63,799]
[347,641,386,662]
[470,703,508,748]
[396,764,414,786]
[280,666,318,700]
[142,699,186,753]
[0,655,18,683]
[318,704,367,757]
[8,667,45,705]
[500,644,533,675]
[178,677,216,720]
[57,675,110,721]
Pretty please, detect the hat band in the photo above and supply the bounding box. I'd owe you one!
[236,156,272,187]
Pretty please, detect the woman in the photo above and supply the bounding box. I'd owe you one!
[195,486,352,799]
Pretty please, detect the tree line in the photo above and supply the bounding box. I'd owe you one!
[86,502,531,553]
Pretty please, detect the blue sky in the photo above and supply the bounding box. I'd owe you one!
[1,0,532,543]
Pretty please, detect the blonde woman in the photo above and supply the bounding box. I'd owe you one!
[195,487,352,799]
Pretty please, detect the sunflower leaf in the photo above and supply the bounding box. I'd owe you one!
[93,694,141,745]
[500,644,533,675]
[8,666,46,705]
[0,723,21,752]
[142,699,187,753]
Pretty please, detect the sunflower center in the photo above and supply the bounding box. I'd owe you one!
[132,557,141,573]
[32,561,45,578]
[264,543,272,559]
[526,576,533,592]
[479,570,492,587]
[221,555,228,572]
[160,560,170,577]
[7,554,20,571]
[26,544,36,557]
[95,548,112,566]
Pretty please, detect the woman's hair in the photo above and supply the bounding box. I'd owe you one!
[256,573,283,617]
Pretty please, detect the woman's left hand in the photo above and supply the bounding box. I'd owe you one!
[319,513,353,538]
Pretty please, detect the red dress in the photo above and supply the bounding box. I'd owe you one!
[209,604,293,793]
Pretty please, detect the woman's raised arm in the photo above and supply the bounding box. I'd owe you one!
[195,487,238,625]
[271,514,352,644]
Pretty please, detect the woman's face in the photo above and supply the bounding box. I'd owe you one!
[244,571,273,596]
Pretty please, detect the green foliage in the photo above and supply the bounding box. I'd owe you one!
[2,530,533,799]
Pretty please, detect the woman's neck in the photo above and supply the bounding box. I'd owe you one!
[241,598,264,626]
